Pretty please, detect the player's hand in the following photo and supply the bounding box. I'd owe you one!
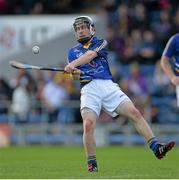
[171,76,179,86]
[72,68,82,80]
[64,63,75,73]
[72,68,82,75]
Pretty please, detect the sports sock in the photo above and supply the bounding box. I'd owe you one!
[88,155,97,163]
[87,156,98,172]
[88,155,97,167]
[148,137,159,152]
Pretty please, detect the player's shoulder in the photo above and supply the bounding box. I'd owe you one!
[92,37,108,48]
[92,36,107,43]
[172,33,179,38]
[165,33,179,47]
[68,43,81,53]
[169,33,179,41]
[70,43,82,50]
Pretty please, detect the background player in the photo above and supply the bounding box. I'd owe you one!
[65,16,175,172]
[160,33,179,107]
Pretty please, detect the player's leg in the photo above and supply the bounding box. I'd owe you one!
[176,85,179,107]
[115,101,175,159]
[81,108,98,172]
[80,80,102,172]
[116,101,154,140]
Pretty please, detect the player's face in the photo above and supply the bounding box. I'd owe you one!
[74,23,91,41]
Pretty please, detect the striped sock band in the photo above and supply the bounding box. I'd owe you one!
[88,155,96,161]
[148,137,159,151]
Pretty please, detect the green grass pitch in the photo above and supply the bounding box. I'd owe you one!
[0,145,178,179]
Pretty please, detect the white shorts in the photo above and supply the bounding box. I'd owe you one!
[80,79,131,117]
[176,85,179,107]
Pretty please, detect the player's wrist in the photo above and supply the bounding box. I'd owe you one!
[71,60,78,68]
[171,76,179,86]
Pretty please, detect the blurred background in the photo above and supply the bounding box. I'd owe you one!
[0,0,179,147]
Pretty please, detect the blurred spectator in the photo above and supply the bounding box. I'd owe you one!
[30,1,45,14]
[128,62,148,96]
[150,61,176,123]
[54,72,78,123]
[132,3,148,30]
[127,62,150,119]
[11,77,31,123]
[0,0,9,14]
[173,9,179,34]
[138,30,158,63]
[10,69,36,93]
[151,10,173,44]
[152,61,172,96]
[123,36,135,63]
[0,77,12,114]
[106,27,125,62]
[41,72,69,123]
[120,78,134,98]
[130,29,143,61]
[115,4,132,36]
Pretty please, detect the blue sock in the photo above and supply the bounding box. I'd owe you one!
[88,155,97,164]
[87,156,98,172]
[148,137,159,152]
[88,159,97,164]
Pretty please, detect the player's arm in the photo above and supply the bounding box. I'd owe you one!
[71,68,82,80]
[160,56,177,83]
[66,51,97,79]
[72,50,97,67]
[65,50,97,73]
[66,48,88,79]
[161,56,179,86]
[160,35,179,86]
[67,51,97,80]
[65,39,108,73]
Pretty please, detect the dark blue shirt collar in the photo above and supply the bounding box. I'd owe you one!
[77,36,97,47]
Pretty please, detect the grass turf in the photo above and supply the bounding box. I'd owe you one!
[0,145,178,179]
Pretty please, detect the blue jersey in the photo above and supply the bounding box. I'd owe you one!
[67,37,113,87]
[162,34,179,76]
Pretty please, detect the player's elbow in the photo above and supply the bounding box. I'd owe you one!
[160,56,167,68]
[160,57,164,67]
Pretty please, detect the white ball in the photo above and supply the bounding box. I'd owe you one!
[32,45,40,54]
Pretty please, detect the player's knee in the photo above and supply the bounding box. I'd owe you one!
[83,119,94,133]
[129,107,142,120]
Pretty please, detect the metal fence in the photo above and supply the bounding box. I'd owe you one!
[0,100,178,147]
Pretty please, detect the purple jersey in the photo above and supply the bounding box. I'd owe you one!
[162,34,179,75]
